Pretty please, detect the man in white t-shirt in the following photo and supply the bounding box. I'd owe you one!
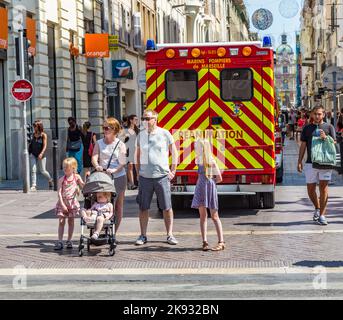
[135,110,179,245]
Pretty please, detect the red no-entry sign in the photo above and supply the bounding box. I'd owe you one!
[11,79,34,102]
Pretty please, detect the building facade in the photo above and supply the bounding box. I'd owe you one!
[300,0,343,111]
[0,0,252,181]
[275,34,297,109]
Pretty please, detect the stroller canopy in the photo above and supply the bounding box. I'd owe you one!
[83,171,116,195]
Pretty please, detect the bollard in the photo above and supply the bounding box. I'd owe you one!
[52,140,58,191]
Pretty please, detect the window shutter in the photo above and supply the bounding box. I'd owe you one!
[133,12,142,48]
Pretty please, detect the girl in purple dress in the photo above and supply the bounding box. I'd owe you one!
[191,139,225,251]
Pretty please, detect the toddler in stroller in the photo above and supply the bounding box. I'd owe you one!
[78,171,117,257]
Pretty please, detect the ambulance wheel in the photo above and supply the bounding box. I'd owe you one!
[263,192,275,209]
[248,193,262,209]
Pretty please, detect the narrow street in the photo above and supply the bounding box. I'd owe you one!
[0,138,343,299]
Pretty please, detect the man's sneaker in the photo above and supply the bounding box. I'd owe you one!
[135,235,147,245]
[318,216,328,226]
[54,241,63,250]
[313,209,320,221]
[167,235,178,245]
[30,186,37,192]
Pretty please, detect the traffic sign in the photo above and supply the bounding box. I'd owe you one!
[322,66,343,90]
[11,79,34,102]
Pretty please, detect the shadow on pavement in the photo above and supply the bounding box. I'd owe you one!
[121,245,203,253]
[293,261,343,268]
[233,221,337,227]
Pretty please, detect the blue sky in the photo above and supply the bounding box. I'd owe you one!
[244,0,303,51]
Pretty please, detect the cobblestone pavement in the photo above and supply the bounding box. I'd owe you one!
[0,138,343,272]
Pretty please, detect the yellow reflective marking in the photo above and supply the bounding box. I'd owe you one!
[264,150,275,168]
[253,88,262,104]
[146,69,156,82]
[263,67,274,81]
[257,149,263,157]
[210,133,245,169]
[252,68,262,84]
[263,79,274,99]
[237,149,263,169]
[157,70,167,88]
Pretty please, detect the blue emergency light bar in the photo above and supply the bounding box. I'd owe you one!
[146,39,156,50]
[262,36,272,48]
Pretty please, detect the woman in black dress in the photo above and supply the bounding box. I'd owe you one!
[82,121,97,180]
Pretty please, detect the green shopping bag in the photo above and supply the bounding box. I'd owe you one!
[311,135,337,168]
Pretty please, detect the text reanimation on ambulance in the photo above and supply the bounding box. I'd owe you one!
[174,130,244,140]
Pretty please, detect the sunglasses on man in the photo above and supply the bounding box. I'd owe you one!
[141,117,156,121]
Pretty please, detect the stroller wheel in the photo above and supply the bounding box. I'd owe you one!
[78,249,84,257]
[109,248,115,256]
[87,239,91,252]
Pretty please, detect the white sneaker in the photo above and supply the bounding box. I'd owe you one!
[167,235,178,245]
[30,186,37,192]
[318,216,328,226]
[313,209,320,221]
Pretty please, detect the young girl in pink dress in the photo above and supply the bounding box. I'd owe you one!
[55,158,85,250]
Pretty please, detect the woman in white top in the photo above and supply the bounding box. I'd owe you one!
[92,118,127,233]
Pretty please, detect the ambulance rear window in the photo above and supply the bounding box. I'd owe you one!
[166,70,198,102]
[220,69,253,101]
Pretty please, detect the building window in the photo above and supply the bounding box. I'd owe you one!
[221,69,253,101]
[87,69,96,93]
[211,0,216,16]
[166,70,198,102]
[283,66,288,74]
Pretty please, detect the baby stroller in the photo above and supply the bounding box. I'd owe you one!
[78,171,117,257]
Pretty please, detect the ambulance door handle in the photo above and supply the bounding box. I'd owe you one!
[212,117,223,125]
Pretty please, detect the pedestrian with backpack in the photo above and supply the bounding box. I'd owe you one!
[298,106,336,225]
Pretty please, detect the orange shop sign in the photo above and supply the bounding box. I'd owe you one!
[85,33,109,58]
[26,17,36,56]
[0,7,8,50]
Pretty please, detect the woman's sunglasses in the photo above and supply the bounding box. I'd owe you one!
[141,117,156,121]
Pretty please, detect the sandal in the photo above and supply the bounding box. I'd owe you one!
[211,242,225,251]
[66,240,73,249]
[202,241,210,251]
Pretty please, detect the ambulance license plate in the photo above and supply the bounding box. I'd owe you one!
[171,186,187,193]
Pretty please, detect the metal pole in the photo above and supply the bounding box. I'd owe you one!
[19,29,30,193]
[333,70,337,129]
[52,140,58,191]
